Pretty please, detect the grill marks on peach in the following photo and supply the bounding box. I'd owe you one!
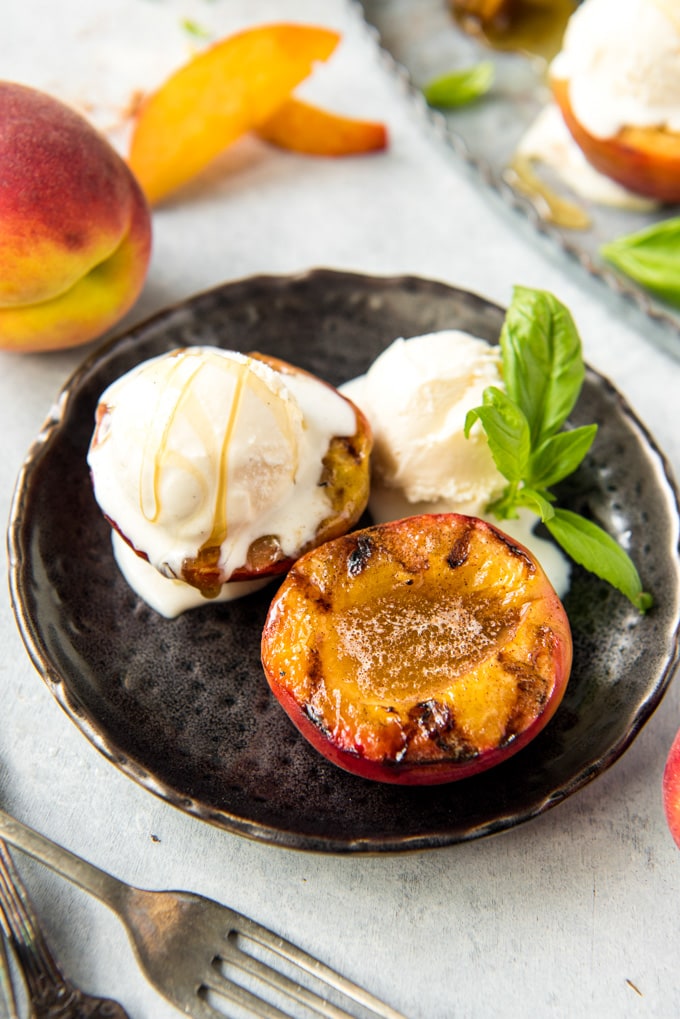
[347,535,373,577]
[405,699,474,762]
[446,530,472,569]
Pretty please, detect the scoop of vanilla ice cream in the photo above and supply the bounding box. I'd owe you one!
[341,331,506,517]
[551,0,680,138]
[341,330,571,599]
[88,347,357,599]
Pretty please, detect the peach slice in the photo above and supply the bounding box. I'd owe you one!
[261,514,572,785]
[552,76,680,203]
[128,23,340,204]
[256,98,388,156]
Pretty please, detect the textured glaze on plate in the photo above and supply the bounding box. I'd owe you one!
[360,0,680,340]
[8,270,680,853]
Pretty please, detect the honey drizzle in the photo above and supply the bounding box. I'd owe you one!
[139,349,303,594]
[140,350,204,523]
[203,357,249,554]
[506,154,591,228]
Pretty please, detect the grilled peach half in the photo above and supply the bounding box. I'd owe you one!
[89,348,373,595]
[261,514,572,784]
[227,352,372,582]
[552,76,680,203]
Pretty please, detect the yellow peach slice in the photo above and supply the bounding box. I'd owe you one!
[256,98,388,156]
[128,23,340,204]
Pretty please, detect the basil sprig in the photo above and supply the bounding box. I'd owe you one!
[422,62,494,109]
[601,218,680,307]
[465,286,653,612]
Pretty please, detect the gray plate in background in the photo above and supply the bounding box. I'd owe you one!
[360,0,680,337]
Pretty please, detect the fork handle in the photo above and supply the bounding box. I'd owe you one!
[0,808,129,913]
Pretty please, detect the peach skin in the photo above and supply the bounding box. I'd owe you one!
[552,76,680,203]
[128,23,340,204]
[663,725,680,849]
[0,81,151,353]
[257,98,388,156]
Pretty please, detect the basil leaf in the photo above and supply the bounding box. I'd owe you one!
[500,287,585,447]
[601,218,680,307]
[422,62,494,108]
[516,487,556,521]
[465,386,530,482]
[527,424,597,489]
[466,285,650,610]
[545,508,652,612]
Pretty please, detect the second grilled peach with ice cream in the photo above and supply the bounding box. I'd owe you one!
[550,0,680,202]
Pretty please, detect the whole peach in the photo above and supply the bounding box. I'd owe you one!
[663,725,680,849]
[0,82,152,352]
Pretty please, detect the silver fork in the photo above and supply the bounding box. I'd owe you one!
[0,837,130,1018]
[0,809,408,1019]
[0,922,20,1019]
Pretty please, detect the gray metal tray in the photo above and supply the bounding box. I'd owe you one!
[360,0,680,338]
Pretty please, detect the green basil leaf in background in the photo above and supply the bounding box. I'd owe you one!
[601,218,680,307]
[180,17,212,39]
[545,508,652,612]
[500,286,585,447]
[422,61,494,108]
[465,386,531,483]
[527,424,598,489]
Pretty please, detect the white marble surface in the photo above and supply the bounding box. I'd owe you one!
[2,2,680,1017]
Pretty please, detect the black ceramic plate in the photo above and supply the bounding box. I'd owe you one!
[9,270,680,853]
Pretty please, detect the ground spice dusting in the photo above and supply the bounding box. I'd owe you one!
[334,593,503,699]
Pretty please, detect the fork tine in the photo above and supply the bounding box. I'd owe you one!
[212,937,358,1019]
[168,985,276,1019]
[231,915,408,1019]
[0,930,20,1019]
[202,966,296,1019]
[0,839,62,994]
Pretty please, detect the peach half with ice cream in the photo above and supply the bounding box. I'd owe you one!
[0,81,152,353]
[87,347,372,617]
[549,0,680,203]
[552,78,680,204]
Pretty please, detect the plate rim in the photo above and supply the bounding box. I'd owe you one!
[8,267,680,854]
